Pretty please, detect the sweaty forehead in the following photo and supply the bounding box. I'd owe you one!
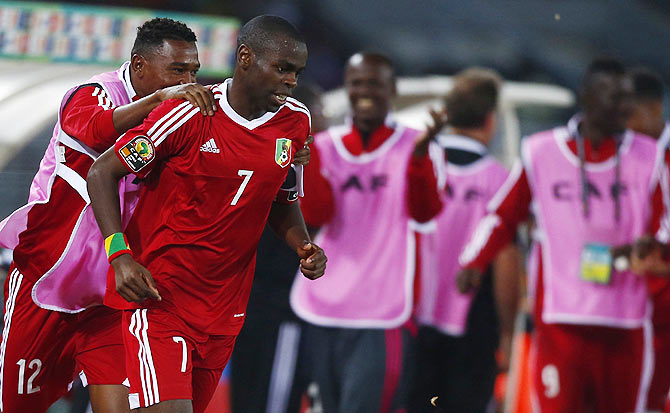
[150,40,198,62]
[258,36,307,63]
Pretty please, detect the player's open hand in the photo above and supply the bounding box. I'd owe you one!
[293,135,314,166]
[297,241,326,280]
[110,254,162,303]
[456,267,483,293]
[413,108,448,158]
[156,83,217,116]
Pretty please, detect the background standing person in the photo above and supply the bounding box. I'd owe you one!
[230,82,328,413]
[406,67,521,413]
[291,52,422,413]
[458,57,666,413]
[0,17,217,413]
[87,15,326,413]
[628,67,670,412]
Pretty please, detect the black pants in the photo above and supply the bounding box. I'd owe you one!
[301,324,415,413]
[231,318,307,413]
[409,276,499,413]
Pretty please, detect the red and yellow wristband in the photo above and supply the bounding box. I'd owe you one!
[104,232,132,263]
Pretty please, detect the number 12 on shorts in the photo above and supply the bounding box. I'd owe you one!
[17,358,41,394]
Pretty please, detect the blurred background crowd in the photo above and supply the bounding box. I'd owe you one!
[1,1,669,412]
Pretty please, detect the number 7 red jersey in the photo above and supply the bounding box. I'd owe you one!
[106,79,311,336]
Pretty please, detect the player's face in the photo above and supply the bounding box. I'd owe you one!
[134,40,200,97]
[344,56,395,130]
[628,100,664,139]
[251,38,308,113]
[584,73,633,136]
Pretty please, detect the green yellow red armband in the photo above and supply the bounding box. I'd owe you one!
[104,232,132,263]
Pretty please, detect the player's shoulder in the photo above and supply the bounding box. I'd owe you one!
[208,82,225,99]
[626,129,659,161]
[62,82,106,107]
[400,124,422,138]
[150,99,202,123]
[482,155,507,173]
[527,126,561,143]
[314,124,348,147]
[484,158,509,188]
[280,97,312,128]
[628,129,658,149]
[521,126,563,154]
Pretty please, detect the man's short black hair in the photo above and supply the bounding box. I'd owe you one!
[630,67,664,101]
[347,52,395,78]
[131,18,197,57]
[237,15,304,55]
[580,57,626,92]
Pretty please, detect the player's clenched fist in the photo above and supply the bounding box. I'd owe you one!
[293,135,314,166]
[298,241,327,280]
[155,83,218,116]
[110,254,162,303]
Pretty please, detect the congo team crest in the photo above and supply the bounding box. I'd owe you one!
[275,138,292,168]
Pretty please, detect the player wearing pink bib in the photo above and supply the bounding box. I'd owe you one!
[406,68,520,413]
[459,58,668,413]
[628,67,670,412]
[87,16,326,413]
[0,18,218,412]
[292,53,420,412]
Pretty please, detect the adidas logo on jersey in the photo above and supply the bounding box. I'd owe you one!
[200,138,220,153]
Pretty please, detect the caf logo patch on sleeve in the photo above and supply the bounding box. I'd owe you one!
[119,136,155,172]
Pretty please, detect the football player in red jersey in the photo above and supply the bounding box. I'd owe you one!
[0,18,220,413]
[87,15,326,412]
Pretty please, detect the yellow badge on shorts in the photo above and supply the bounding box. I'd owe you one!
[580,243,612,284]
[275,138,292,168]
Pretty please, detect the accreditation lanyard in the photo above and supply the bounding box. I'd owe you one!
[573,125,622,223]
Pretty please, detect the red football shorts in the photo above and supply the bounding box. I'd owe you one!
[530,320,646,413]
[1,264,126,413]
[649,323,670,411]
[122,308,236,412]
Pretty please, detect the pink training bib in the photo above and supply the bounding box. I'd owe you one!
[523,126,660,328]
[291,122,420,328]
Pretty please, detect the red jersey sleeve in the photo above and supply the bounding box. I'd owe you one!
[459,161,531,271]
[299,143,335,226]
[645,149,670,300]
[61,84,119,153]
[649,149,670,241]
[275,111,310,204]
[406,153,443,222]
[114,100,201,179]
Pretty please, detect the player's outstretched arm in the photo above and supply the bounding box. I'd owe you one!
[412,107,448,158]
[112,83,217,135]
[612,236,670,277]
[267,202,326,280]
[87,149,161,302]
